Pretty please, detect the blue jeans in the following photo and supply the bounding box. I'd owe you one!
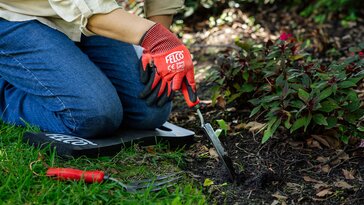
[0,19,171,138]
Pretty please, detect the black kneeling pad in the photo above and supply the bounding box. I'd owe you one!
[23,122,195,158]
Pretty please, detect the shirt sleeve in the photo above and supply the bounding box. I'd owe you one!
[144,0,185,18]
[48,0,121,36]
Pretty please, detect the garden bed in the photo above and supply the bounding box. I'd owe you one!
[171,5,364,204]
[171,106,363,204]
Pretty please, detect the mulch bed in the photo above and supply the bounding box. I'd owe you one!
[170,5,364,205]
[171,106,363,204]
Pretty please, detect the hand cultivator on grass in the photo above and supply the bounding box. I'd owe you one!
[46,168,183,193]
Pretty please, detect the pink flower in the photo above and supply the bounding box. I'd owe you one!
[279,32,292,41]
[359,51,364,57]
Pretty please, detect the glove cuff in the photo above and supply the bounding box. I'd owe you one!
[140,23,182,54]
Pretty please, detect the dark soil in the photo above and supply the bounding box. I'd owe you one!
[171,105,363,205]
[171,5,364,205]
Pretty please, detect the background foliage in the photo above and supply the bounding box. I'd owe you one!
[183,0,361,25]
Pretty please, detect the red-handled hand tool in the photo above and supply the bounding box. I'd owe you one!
[46,167,182,193]
[46,168,104,183]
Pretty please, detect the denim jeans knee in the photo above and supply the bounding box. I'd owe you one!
[68,88,123,138]
[122,102,172,130]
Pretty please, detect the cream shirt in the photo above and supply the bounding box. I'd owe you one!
[0,0,184,41]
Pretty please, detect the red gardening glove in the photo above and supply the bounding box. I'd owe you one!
[139,23,199,107]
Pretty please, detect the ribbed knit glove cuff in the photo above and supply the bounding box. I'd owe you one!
[140,23,182,54]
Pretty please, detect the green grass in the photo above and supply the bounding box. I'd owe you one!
[0,121,206,204]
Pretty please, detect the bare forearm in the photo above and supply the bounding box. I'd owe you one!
[87,9,155,45]
[148,15,173,28]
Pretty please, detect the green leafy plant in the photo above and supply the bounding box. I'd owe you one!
[215,119,229,137]
[298,0,360,25]
[213,33,364,143]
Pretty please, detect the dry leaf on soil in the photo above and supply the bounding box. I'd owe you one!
[321,164,331,173]
[242,121,266,133]
[285,182,302,194]
[313,182,330,190]
[337,151,350,161]
[209,147,219,159]
[316,188,333,197]
[342,169,355,180]
[303,176,323,184]
[271,200,287,205]
[234,123,246,130]
[316,156,329,163]
[311,135,331,147]
[312,134,340,149]
[306,138,323,149]
[188,115,196,121]
[272,192,288,201]
[334,180,354,189]
[216,96,226,108]
[287,140,303,147]
[200,145,209,152]
[226,107,236,112]
[331,151,350,165]
[271,200,280,205]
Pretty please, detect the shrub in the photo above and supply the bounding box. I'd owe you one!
[212,33,364,143]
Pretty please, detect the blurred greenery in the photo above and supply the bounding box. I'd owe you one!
[182,0,362,24]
